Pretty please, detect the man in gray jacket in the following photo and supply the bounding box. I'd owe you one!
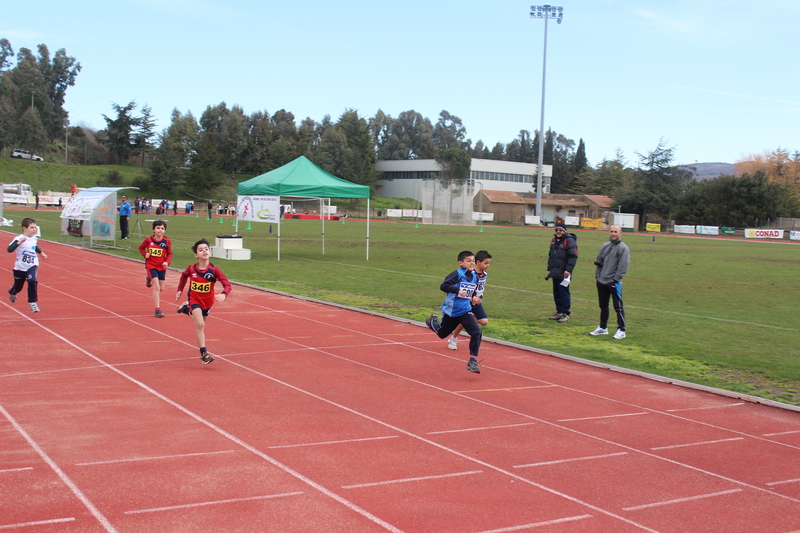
[590,224,630,339]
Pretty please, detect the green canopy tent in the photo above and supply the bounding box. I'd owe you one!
[237,156,371,260]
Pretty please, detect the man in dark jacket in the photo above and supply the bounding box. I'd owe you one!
[546,222,578,323]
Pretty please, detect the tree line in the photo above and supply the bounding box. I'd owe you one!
[2,38,798,227]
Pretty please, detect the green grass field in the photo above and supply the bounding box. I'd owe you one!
[7,205,800,406]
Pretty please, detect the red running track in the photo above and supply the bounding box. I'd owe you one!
[2,234,800,533]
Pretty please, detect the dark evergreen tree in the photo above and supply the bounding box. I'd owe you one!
[186,132,223,195]
[616,139,693,228]
[99,101,141,163]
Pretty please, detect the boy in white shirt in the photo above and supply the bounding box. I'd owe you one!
[7,218,48,313]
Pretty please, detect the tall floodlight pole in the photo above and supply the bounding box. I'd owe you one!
[530,5,563,219]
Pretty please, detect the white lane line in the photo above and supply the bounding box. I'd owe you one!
[763,429,800,437]
[0,518,76,529]
[0,466,34,473]
[514,452,629,469]
[268,435,398,449]
[666,403,745,412]
[559,412,649,422]
[341,470,483,489]
[475,514,593,533]
[0,404,118,533]
[125,492,304,515]
[427,422,537,435]
[622,489,742,511]
[651,437,744,451]
[766,478,800,487]
[76,450,237,466]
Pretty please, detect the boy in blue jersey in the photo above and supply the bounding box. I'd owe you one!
[426,250,484,373]
[446,250,491,351]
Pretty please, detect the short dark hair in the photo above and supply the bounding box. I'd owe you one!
[475,250,492,262]
[152,220,167,230]
[457,250,474,262]
[192,238,210,253]
[21,217,35,228]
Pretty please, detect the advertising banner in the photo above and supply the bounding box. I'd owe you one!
[696,226,720,235]
[790,231,800,241]
[524,215,541,225]
[581,218,602,228]
[236,196,280,224]
[744,228,784,239]
[646,223,661,232]
[674,225,696,234]
[2,193,28,204]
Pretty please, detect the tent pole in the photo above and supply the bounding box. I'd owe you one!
[366,198,370,261]
[320,197,325,255]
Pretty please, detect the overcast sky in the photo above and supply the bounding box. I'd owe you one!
[3,0,798,166]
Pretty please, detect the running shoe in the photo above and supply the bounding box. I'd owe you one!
[548,312,563,320]
[176,302,191,315]
[557,314,570,323]
[155,309,164,318]
[447,336,458,350]
[201,351,215,365]
[29,302,40,313]
[466,358,481,374]
[425,313,440,333]
[146,275,152,288]
[589,327,608,336]
[9,292,16,303]
[613,329,626,340]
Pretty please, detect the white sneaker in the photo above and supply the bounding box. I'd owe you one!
[29,302,40,313]
[447,336,458,350]
[589,327,608,336]
[613,329,626,339]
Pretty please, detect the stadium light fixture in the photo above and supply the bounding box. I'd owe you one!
[530,5,563,219]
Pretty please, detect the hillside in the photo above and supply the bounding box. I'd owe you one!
[677,162,736,180]
[0,156,148,193]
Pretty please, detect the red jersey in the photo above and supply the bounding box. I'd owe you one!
[177,263,232,309]
[138,236,173,271]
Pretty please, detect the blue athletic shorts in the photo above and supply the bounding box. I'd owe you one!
[147,268,166,281]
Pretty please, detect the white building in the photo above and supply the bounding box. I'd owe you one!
[374,158,551,199]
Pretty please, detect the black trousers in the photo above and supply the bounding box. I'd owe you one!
[435,312,482,357]
[120,216,129,239]
[596,280,626,331]
[10,266,38,303]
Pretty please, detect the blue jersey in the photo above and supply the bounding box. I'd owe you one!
[439,268,478,318]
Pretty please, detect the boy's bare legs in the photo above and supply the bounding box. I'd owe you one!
[191,309,214,363]
[153,279,165,317]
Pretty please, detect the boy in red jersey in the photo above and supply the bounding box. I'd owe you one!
[138,220,172,318]
[175,238,232,364]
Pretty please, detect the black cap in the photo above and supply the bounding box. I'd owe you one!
[555,222,567,231]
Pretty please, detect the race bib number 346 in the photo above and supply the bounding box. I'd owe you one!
[190,280,212,293]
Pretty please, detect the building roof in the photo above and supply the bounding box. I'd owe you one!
[531,199,589,207]
[584,195,616,208]
[481,190,527,204]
